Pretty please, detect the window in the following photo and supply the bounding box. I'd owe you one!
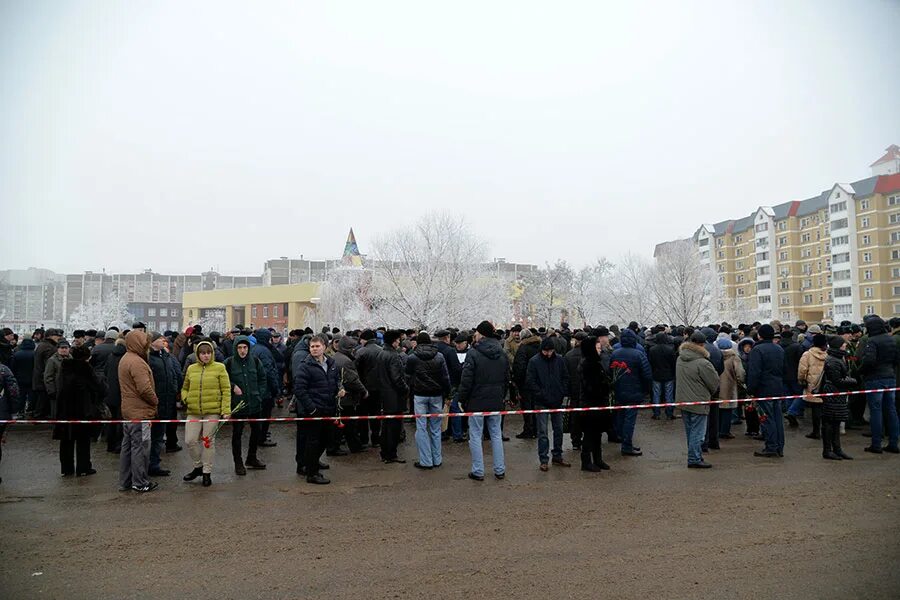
[860,199,870,210]
[834,287,852,298]
[892,232,900,243]
[864,287,873,298]
[832,252,850,264]
[895,286,900,296]
[801,218,810,228]
[890,213,900,225]
[736,248,743,257]
[717,264,724,273]
[273,305,279,318]
[802,263,812,275]
[700,250,709,260]
[263,305,269,318]
[801,278,812,289]
[737,288,745,297]
[718,275,725,284]
[894,250,900,260]
[778,236,787,246]
[716,238,724,247]
[778,221,787,231]
[832,235,849,246]
[862,235,871,246]
[830,201,846,213]
[757,252,769,262]
[758,280,771,290]
[756,222,768,232]
[780,281,790,290]
[736,261,744,270]
[717,250,725,259]
[801,248,811,258]
[780,297,790,306]
[832,218,848,230]
[252,306,258,318]
[171,308,178,317]
[756,238,768,248]
[757,266,770,276]
[736,274,744,283]
[864,269,873,280]
[893,267,900,279]
[861,217,869,229]
[735,235,743,243]
[889,195,900,207]
[759,295,771,304]
[159,307,168,317]
[863,252,872,263]
[833,269,851,281]
[779,251,788,261]
[801,232,811,243]
[148,308,156,317]
[866,305,875,315]
[699,238,709,247]
[803,294,813,304]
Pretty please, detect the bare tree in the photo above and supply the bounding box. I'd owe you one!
[601,253,656,327]
[520,260,574,328]
[368,212,495,329]
[649,239,714,325]
[67,294,136,332]
[194,309,227,335]
[570,257,615,327]
[318,267,373,331]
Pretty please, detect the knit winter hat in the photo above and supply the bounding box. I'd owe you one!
[828,336,846,350]
[540,337,556,351]
[689,331,707,344]
[476,320,496,338]
[812,333,828,348]
[149,331,164,344]
[415,332,432,346]
[758,324,775,340]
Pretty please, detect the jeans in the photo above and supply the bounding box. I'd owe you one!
[414,395,443,467]
[757,400,784,453]
[468,415,505,477]
[652,380,675,418]
[535,409,564,464]
[449,390,464,440]
[682,411,707,465]
[785,382,805,417]
[614,399,638,452]
[866,378,899,449]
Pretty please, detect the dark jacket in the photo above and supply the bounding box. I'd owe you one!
[821,348,854,421]
[52,359,107,441]
[224,337,267,415]
[374,346,410,413]
[457,337,509,412]
[11,339,35,390]
[104,344,127,408]
[526,351,569,408]
[0,364,19,420]
[354,341,382,392]
[148,349,183,419]
[610,329,653,402]
[564,346,583,402]
[0,339,14,368]
[512,334,541,391]
[250,329,281,401]
[579,338,611,408]
[746,339,785,398]
[648,333,676,382]
[435,340,463,387]
[32,338,58,391]
[857,317,899,382]
[780,336,803,383]
[701,328,724,376]
[406,344,451,398]
[294,354,340,416]
[332,339,367,409]
[90,340,117,379]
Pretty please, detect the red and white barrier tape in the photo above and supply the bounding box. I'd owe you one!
[2,387,897,425]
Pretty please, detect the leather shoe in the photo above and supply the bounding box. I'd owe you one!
[413,462,433,470]
[621,449,643,457]
[836,450,853,460]
[754,451,778,457]
[551,458,571,467]
[883,446,900,454]
[539,463,549,472]
[468,472,484,481]
[201,474,212,487]
[688,462,712,469]
[76,468,97,477]
[307,474,330,485]
[822,451,841,460]
[166,445,182,453]
[148,468,170,477]
[245,457,267,469]
[235,462,247,476]
[864,446,883,454]
[183,467,203,481]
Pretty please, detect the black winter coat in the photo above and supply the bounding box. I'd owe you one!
[32,338,58,391]
[332,350,367,409]
[525,352,569,408]
[747,340,785,398]
[11,340,35,389]
[354,341,382,391]
[857,318,899,382]
[90,340,117,379]
[294,354,340,416]
[373,346,409,413]
[149,349,183,418]
[0,339,14,368]
[564,347,582,402]
[104,344,126,408]
[512,335,541,390]
[821,349,855,421]
[53,359,106,441]
[435,341,463,387]
[457,337,509,412]
[648,341,676,382]
[781,338,803,383]
[405,344,451,397]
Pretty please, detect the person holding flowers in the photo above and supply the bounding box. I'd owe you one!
[609,328,652,457]
[181,340,231,487]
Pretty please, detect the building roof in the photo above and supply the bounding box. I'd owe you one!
[874,172,900,195]
[848,175,879,198]
[870,144,900,167]
[795,190,830,217]
[342,228,363,267]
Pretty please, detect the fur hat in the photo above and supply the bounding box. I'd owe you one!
[758,324,775,340]
[828,336,846,350]
[476,320,496,338]
[540,337,556,351]
[812,333,827,349]
[415,332,432,346]
[383,329,402,346]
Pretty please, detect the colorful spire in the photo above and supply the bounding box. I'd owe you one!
[342,228,363,267]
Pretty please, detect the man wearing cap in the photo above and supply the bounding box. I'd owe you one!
[526,337,571,470]
[148,332,182,475]
[676,331,721,468]
[373,330,410,463]
[43,339,71,417]
[458,321,509,481]
[132,322,147,333]
[747,324,786,457]
[90,329,120,379]
[565,331,587,447]
[32,328,62,419]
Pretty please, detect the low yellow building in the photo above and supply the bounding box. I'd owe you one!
[182,282,322,332]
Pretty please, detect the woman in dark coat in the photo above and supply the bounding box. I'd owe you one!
[53,345,107,476]
[820,337,855,460]
[579,336,612,472]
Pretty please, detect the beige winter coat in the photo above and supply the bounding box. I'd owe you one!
[797,347,827,403]
[718,349,745,409]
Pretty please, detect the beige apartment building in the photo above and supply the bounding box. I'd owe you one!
[685,146,900,323]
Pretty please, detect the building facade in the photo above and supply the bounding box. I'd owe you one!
[668,148,900,324]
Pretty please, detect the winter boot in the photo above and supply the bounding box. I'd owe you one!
[592,448,610,470]
[580,450,601,472]
[245,456,267,470]
[234,459,247,476]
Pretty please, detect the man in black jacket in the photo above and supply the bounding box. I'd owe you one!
[374,330,410,464]
[32,328,62,419]
[406,332,451,469]
[565,332,586,448]
[148,333,182,476]
[458,321,509,481]
[355,330,383,447]
[781,329,806,427]
[648,332,676,420]
[857,316,899,454]
[527,337,571,470]
[512,329,541,439]
[90,330,119,379]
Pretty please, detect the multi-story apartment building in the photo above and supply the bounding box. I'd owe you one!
[0,269,66,332]
[669,147,900,323]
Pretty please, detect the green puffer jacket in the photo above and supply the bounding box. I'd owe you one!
[224,336,266,415]
[181,341,232,416]
[675,342,721,416]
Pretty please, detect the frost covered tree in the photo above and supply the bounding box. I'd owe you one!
[601,253,657,327]
[317,267,373,331]
[569,258,614,327]
[649,239,715,326]
[194,309,227,335]
[67,295,136,332]
[520,260,574,328]
[368,212,505,329]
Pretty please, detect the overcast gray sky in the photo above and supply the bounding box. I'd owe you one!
[2,0,899,276]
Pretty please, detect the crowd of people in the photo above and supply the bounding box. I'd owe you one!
[0,314,897,489]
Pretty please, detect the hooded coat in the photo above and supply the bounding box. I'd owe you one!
[53,358,107,441]
[797,347,827,402]
[405,343,451,398]
[610,329,653,403]
[104,343,127,408]
[718,348,746,409]
[648,332,676,382]
[223,336,266,415]
[149,348,182,419]
[250,328,281,401]
[457,336,509,412]
[181,340,231,416]
[856,317,899,382]
[579,338,611,409]
[701,328,725,376]
[11,339,36,391]
[119,331,159,420]
[675,342,721,416]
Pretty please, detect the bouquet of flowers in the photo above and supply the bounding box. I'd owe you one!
[333,369,346,429]
[202,400,246,448]
[608,360,632,406]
